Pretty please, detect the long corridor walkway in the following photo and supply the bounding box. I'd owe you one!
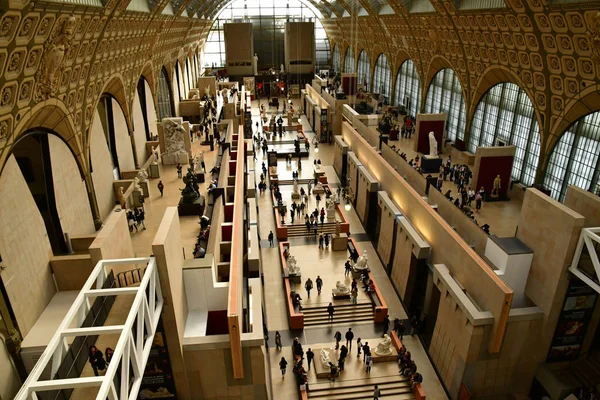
[251,99,448,400]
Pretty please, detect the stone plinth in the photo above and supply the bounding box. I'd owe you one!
[312,349,338,379]
[372,352,396,363]
[332,235,348,251]
[177,195,205,217]
[148,164,160,179]
[132,189,144,207]
[139,181,149,197]
[292,192,301,200]
[421,155,443,173]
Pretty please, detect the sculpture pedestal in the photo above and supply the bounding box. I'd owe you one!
[332,235,347,251]
[332,292,351,300]
[148,164,160,179]
[139,181,150,198]
[313,349,337,379]
[177,195,205,217]
[132,189,144,207]
[327,208,335,220]
[372,352,397,363]
[313,187,325,195]
[421,155,443,173]
[291,192,301,200]
[162,152,189,165]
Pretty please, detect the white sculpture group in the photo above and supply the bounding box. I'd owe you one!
[332,281,350,297]
[287,255,300,275]
[354,250,369,271]
[161,118,188,164]
[374,334,393,356]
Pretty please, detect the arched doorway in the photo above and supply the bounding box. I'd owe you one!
[157,66,175,120]
[132,76,159,163]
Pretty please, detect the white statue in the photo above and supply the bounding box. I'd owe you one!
[428,131,438,158]
[151,146,159,164]
[204,85,211,98]
[280,63,285,74]
[330,191,338,204]
[320,349,332,368]
[253,53,258,75]
[327,198,335,211]
[133,177,141,192]
[288,256,300,275]
[354,250,369,271]
[161,118,188,163]
[374,334,393,356]
[332,281,350,296]
[137,168,148,183]
[293,180,299,194]
[314,181,324,192]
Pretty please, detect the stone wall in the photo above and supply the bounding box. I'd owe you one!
[132,91,149,167]
[0,155,55,337]
[48,135,95,236]
[90,109,117,220]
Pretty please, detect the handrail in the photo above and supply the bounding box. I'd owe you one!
[227,126,245,379]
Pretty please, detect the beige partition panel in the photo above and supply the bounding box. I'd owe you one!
[376,191,402,266]
[152,207,191,399]
[224,23,253,76]
[88,211,134,267]
[347,151,361,198]
[333,135,348,180]
[564,186,600,227]
[342,121,512,353]
[285,22,314,74]
[356,165,378,224]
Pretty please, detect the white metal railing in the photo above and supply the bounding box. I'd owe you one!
[15,257,163,400]
[569,227,600,294]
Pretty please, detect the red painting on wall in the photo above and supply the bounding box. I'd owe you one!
[416,120,445,154]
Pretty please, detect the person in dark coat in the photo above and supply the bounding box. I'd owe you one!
[89,346,106,376]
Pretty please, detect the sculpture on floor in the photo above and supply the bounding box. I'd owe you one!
[428,131,438,158]
[137,168,148,183]
[314,181,324,192]
[293,179,299,195]
[320,349,331,368]
[492,175,501,197]
[330,191,338,204]
[180,168,200,203]
[287,256,300,275]
[133,177,141,192]
[327,198,335,211]
[253,53,258,75]
[332,281,350,296]
[374,334,393,356]
[354,250,369,271]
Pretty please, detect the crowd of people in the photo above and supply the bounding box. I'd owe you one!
[126,207,146,233]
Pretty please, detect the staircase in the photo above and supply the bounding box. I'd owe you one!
[303,302,374,326]
[307,376,415,400]
[286,221,339,238]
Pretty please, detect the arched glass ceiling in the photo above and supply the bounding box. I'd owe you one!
[203,0,330,69]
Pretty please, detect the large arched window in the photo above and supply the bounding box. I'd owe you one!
[344,47,355,73]
[394,60,422,117]
[372,54,391,104]
[424,68,466,142]
[332,44,341,73]
[203,1,329,70]
[357,50,370,91]
[468,82,540,187]
[544,112,600,201]
[157,66,175,120]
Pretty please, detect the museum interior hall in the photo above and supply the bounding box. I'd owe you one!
[2,0,600,399]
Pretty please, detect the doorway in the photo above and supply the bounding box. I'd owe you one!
[421,274,441,350]
[12,134,67,254]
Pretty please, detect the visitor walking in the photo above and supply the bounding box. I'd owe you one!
[357,337,362,358]
[305,278,313,298]
[327,302,334,322]
[177,163,183,179]
[362,342,370,362]
[306,348,314,370]
[383,315,390,336]
[345,260,352,277]
[279,357,288,377]
[268,231,274,247]
[324,233,330,248]
[351,287,358,304]
[316,276,323,295]
[365,354,373,374]
[334,330,342,349]
[373,385,381,399]
[88,346,106,376]
[137,208,146,230]
[157,181,164,197]
[275,331,282,351]
[345,328,354,352]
